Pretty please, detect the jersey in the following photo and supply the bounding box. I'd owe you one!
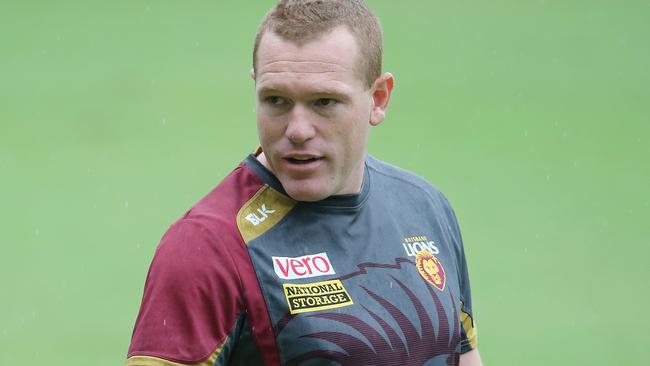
[126,153,477,366]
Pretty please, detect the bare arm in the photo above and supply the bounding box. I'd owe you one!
[459,348,483,366]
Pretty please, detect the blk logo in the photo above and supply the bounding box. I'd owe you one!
[273,252,336,280]
[245,204,275,226]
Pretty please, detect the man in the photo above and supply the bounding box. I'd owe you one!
[126,1,482,365]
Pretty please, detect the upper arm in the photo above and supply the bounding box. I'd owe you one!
[126,219,243,365]
[459,348,483,366]
[439,193,479,353]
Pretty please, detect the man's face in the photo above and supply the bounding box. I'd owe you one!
[253,27,392,202]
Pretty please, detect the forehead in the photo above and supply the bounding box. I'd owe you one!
[255,27,365,93]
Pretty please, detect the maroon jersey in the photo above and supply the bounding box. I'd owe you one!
[126,154,477,365]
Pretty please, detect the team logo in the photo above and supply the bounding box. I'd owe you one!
[415,251,446,291]
[283,279,353,314]
[272,252,336,280]
[245,204,275,226]
[402,235,439,257]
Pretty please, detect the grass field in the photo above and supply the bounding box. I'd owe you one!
[1,1,648,365]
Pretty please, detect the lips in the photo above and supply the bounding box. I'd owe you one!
[286,156,323,164]
[282,153,324,168]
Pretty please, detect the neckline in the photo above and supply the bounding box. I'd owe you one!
[244,154,371,210]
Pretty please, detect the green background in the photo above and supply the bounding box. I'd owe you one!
[2,0,648,364]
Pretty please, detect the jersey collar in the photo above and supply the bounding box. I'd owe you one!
[244,153,371,210]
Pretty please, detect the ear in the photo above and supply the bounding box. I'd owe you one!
[369,72,394,126]
[250,68,256,81]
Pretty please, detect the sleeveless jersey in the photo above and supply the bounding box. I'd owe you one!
[126,154,477,366]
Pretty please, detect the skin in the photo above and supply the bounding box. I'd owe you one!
[252,25,483,366]
[252,26,393,202]
[460,349,483,366]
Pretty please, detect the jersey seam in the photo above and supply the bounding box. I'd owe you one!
[232,182,285,365]
[214,311,247,366]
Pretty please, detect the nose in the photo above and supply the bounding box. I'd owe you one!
[285,105,316,144]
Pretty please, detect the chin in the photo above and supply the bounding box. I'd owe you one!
[284,188,328,202]
[282,181,330,202]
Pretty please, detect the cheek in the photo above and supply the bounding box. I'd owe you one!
[338,115,369,149]
[257,117,283,143]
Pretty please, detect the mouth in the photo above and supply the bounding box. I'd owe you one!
[284,155,324,166]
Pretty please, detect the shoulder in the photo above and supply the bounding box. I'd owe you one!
[366,155,453,208]
[182,162,267,231]
[366,155,462,240]
[148,218,240,289]
[150,161,269,280]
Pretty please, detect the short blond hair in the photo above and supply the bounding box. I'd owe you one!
[253,0,383,88]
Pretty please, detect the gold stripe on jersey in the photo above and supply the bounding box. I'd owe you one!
[460,300,478,349]
[237,184,296,244]
[125,339,224,366]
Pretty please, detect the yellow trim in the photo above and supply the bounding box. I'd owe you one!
[459,300,478,349]
[125,339,224,366]
[126,337,225,366]
[236,185,296,244]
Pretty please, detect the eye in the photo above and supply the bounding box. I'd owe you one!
[314,98,338,107]
[265,96,287,106]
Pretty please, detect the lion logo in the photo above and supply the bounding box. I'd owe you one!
[415,251,446,291]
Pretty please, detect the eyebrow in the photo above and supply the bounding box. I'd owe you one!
[257,85,351,98]
[256,86,283,95]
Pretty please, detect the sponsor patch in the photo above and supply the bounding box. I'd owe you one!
[415,251,446,291]
[283,279,353,314]
[273,252,336,280]
[402,235,439,257]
